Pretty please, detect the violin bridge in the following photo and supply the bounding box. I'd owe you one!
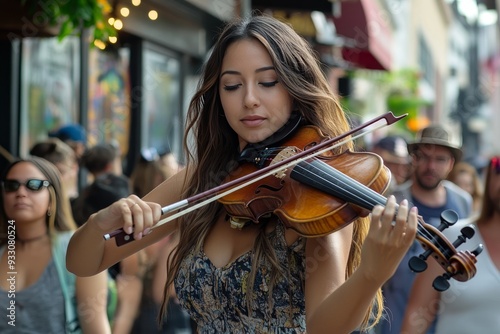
[272,147,298,179]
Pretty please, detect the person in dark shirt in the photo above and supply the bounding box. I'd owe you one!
[376,125,473,334]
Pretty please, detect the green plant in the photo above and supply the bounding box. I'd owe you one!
[383,69,432,132]
[347,68,431,133]
[21,0,116,43]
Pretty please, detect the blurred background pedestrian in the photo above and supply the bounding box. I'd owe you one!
[376,125,473,334]
[30,138,80,201]
[401,154,500,333]
[447,161,484,215]
[371,135,411,194]
[48,124,87,161]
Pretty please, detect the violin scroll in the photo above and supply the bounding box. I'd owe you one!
[410,209,483,291]
[432,245,483,291]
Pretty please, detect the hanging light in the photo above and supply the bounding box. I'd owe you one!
[94,40,106,50]
[148,10,158,20]
[120,7,130,17]
[114,19,123,30]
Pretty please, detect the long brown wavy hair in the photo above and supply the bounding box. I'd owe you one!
[160,14,381,330]
[0,157,77,246]
[477,156,500,223]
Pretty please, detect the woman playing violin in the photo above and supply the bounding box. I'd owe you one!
[67,15,418,333]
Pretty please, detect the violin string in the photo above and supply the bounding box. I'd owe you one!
[293,159,441,245]
[290,157,441,245]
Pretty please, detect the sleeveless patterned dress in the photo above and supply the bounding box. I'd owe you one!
[174,223,307,333]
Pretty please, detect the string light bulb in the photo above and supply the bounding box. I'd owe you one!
[132,0,141,6]
[94,40,106,50]
[113,19,123,30]
[120,7,130,17]
[148,10,158,20]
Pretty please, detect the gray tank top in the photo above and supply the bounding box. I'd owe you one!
[0,247,65,333]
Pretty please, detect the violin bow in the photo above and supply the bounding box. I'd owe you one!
[104,111,407,243]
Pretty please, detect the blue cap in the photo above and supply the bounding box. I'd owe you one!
[49,124,86,143]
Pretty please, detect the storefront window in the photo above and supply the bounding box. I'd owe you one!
[142,43,182,157]
[20,37,80,156]
[88,46,131,155]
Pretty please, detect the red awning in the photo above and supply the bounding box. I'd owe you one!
[331,0,392,70]
[251,0,392,70]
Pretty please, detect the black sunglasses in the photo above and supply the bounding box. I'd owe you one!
[2,179,51,192]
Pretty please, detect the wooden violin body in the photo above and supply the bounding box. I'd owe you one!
[220,126,391,236]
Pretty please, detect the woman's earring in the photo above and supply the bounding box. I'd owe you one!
[47,209,51,217]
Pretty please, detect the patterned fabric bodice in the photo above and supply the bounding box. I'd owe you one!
[174,223,307,333]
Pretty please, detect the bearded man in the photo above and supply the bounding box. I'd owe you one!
[375,125,473,334]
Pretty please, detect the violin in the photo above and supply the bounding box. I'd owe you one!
[221,125,389,236]
[219,122,483,290]
[105,112,482,291]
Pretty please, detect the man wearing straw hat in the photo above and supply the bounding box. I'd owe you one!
[375,124,473,334]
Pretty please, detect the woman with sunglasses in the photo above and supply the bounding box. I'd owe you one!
[401,156,500,333]
[0,157,111,333]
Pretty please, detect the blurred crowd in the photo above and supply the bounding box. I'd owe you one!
[0,123,192,334]
[367,125,498,334]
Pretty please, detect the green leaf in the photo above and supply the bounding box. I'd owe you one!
[22,0,117,45]
[58,20,75,41]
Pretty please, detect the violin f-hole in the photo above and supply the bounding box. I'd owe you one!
[255,182,285,194]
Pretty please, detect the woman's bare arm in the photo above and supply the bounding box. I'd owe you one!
[66,168,188,276]
[306,197,418,334]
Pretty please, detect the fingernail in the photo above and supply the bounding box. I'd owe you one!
[126,227,133,234]
[136,232,143,240]
[401,199,408,206]
[144,228,151,235]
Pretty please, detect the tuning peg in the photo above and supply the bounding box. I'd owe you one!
[408,255,428,273]
[408,246,436,273]
[451,225,476,249]
[472,244,484,256]
[433,273,452,291]
[436,209,459,231]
